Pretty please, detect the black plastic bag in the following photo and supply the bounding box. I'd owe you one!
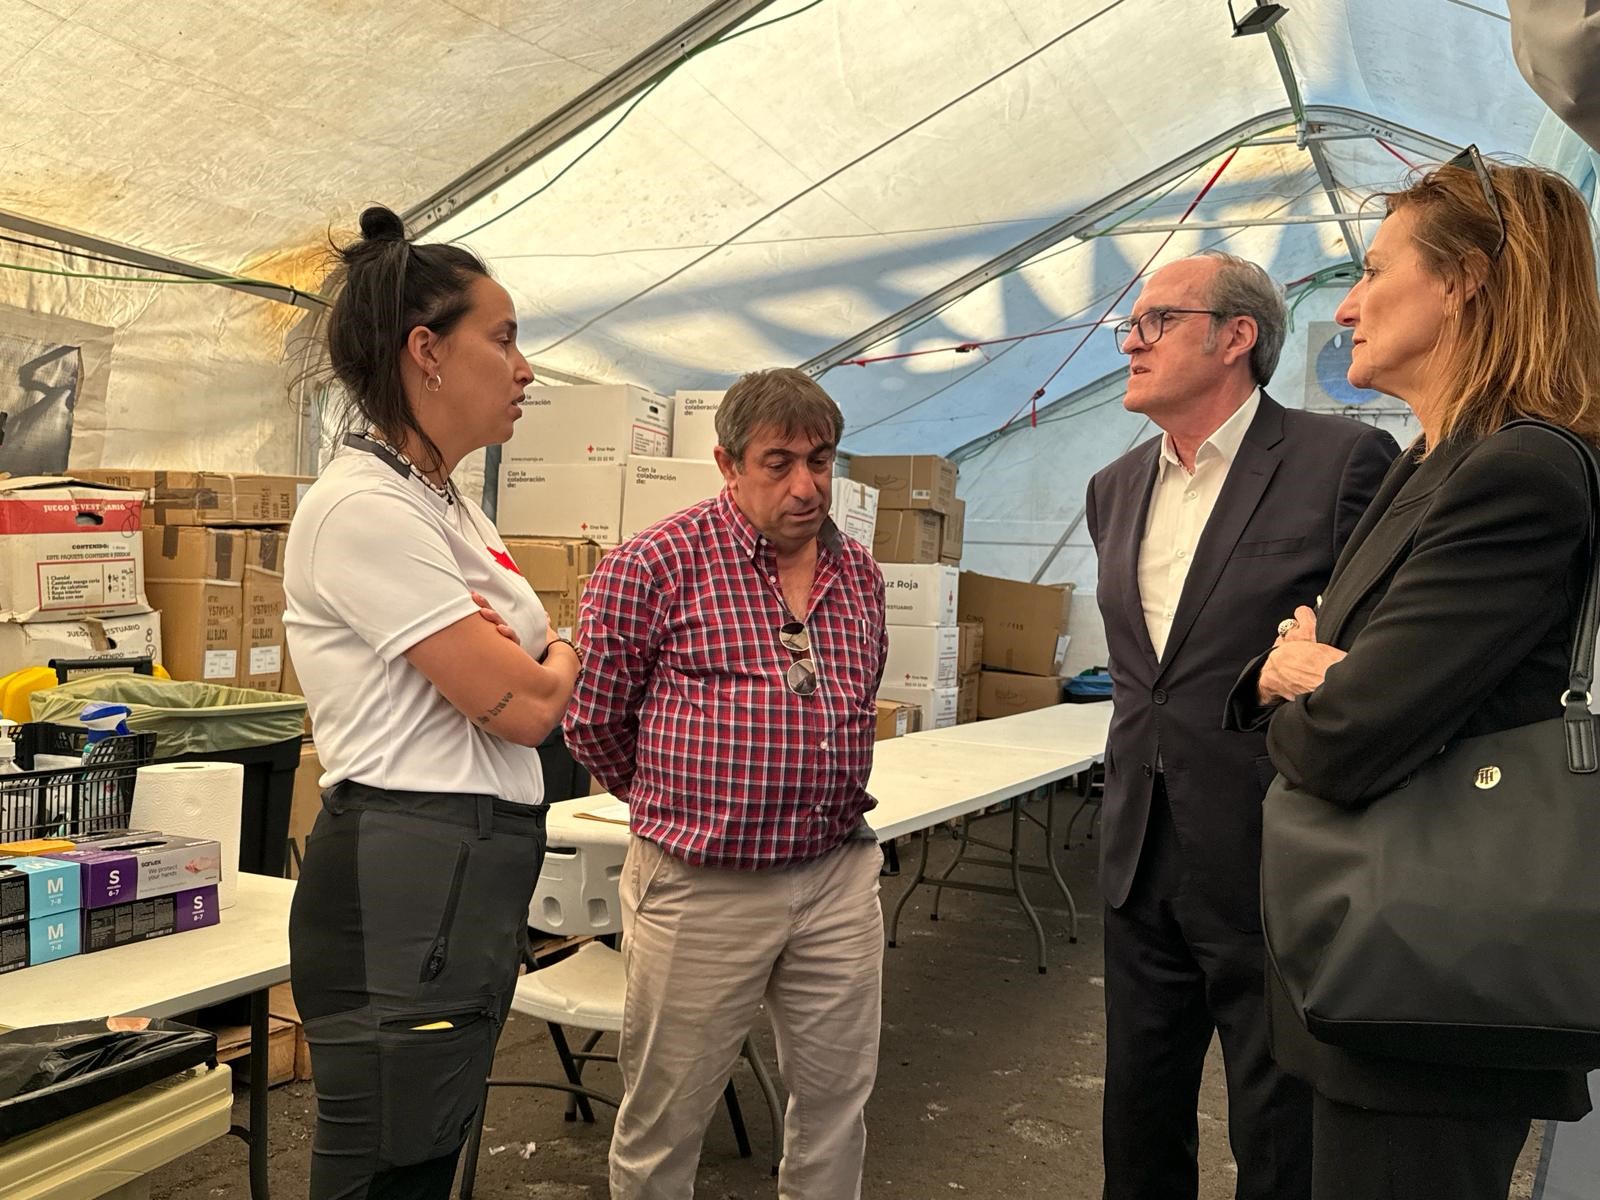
[0,1018,216,1142]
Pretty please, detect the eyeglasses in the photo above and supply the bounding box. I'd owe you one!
[778,621,818,697]
[1445,144,1507,261]
[1113,308,1226,350]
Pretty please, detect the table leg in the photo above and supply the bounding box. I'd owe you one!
[1010,796,1047,973]
[248,988,270,1200]
[930,813,971,921]
[887,829,931,948]
[1042,787,1079,943]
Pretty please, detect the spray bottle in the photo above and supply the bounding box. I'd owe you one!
[53,703,134,831]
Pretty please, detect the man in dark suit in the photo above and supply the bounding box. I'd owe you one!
[1085,251,1398,1200]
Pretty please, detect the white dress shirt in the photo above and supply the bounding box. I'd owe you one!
[1139,389,1261,660]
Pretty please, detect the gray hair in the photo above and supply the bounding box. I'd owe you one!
[1195,250,1287,385]
[713,368,845,465]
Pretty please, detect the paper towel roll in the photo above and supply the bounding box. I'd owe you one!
[131,762,245,908]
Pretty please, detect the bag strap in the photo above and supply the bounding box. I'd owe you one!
[1502,419,1600,773]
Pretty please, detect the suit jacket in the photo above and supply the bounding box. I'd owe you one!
[1228,422,1595,1118]
[1086,392,1397,932]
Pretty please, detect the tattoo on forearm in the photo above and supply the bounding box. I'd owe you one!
[477,692,513,726]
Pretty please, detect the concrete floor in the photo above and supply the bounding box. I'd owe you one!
[148,808,1543,1199]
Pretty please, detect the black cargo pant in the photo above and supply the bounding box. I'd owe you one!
[289,781,546,1200]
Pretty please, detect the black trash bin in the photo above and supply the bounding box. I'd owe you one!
[29,677,307,877]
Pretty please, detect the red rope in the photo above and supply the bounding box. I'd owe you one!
[1376,139,1417,171]
[1000,144,1241,430]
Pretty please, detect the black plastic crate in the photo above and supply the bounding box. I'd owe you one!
[2,725,157,843]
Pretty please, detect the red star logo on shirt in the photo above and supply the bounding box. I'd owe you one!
[488,547,522,575]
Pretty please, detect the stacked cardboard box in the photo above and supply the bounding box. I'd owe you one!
[500,537,605,641]
[849,455,964,566]
[957,620,984,724]
[874,563,960,730]
[0,477,160,678]
[874,698,915,740]
[830,479,879,552]
[959,572,1075,719]
[672,390,724,461]
[497,385,702,544]
[0,856,81,974]
[70,470,312,693]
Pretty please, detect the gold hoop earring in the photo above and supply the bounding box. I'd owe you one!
[425,373,442,392]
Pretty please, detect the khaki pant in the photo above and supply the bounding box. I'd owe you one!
[609,836,884,1199]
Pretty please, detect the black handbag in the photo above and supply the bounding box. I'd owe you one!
[1261,419,1600,1071]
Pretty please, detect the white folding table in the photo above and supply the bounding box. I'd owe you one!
[0,873,295,1200]
[546,704,1111,972]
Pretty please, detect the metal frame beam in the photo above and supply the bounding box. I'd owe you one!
[799,104,1456,376]
[1088,210,1381,236]
[404,0,781,235]
[1263,26,1367,265]
[0,208,326,311]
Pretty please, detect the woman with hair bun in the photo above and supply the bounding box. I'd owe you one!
[284,206,580,1199]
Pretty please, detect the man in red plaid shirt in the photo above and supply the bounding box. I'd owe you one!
[565,368,888,1199]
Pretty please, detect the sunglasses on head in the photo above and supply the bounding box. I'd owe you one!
[1445,144,1507,261]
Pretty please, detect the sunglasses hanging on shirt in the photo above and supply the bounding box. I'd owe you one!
[778,621,818,697]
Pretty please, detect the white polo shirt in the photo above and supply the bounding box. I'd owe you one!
[284,448,549,805]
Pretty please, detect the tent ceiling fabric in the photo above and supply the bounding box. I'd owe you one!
[0,0,1559,471]
[418,0,1542,455]
[0,0,706,271]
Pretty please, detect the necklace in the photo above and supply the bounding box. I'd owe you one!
[355,431,456,505]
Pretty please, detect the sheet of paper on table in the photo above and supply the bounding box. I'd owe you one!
[575,799,631,826]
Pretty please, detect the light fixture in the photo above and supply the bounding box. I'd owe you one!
[1228,0,1288,36]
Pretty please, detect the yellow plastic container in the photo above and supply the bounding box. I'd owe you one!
[0,1063,232,1199]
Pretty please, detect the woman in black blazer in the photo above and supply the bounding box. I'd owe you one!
[1228,156,1600,1199]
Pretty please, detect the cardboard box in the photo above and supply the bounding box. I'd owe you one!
[288,742,321,881]
[505,385,673,464]
[75,470,311,526]
[957,672,980,724]
[3,856,80,914]
[873,509,942,564]
[621,457,725,540]
[146,579,243,685]
[958,620,984,676]
[879,564,959,627]
[877,684,958,730]
[44,835,222,909]
[0,863,30,926]
[0,923,24,974]
[0,611,163,678]
[142,525,246,583]
[0,477,150,622]
[848,455,958,514]
[501,538,603,596]
[242,560,287,691]
[282,644,310,735]
[831,478,879,550]
[874,699,913,741]
[884,625,960,689]
[537,591,578,640]
[977,670,1064,720]
[959,572,1075,677]
[28,911,80,965]
[941,498,966,564]
[497,463,625,543]
[0,838,74,858]
[674,390,724,460]
[81,883,220,953]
